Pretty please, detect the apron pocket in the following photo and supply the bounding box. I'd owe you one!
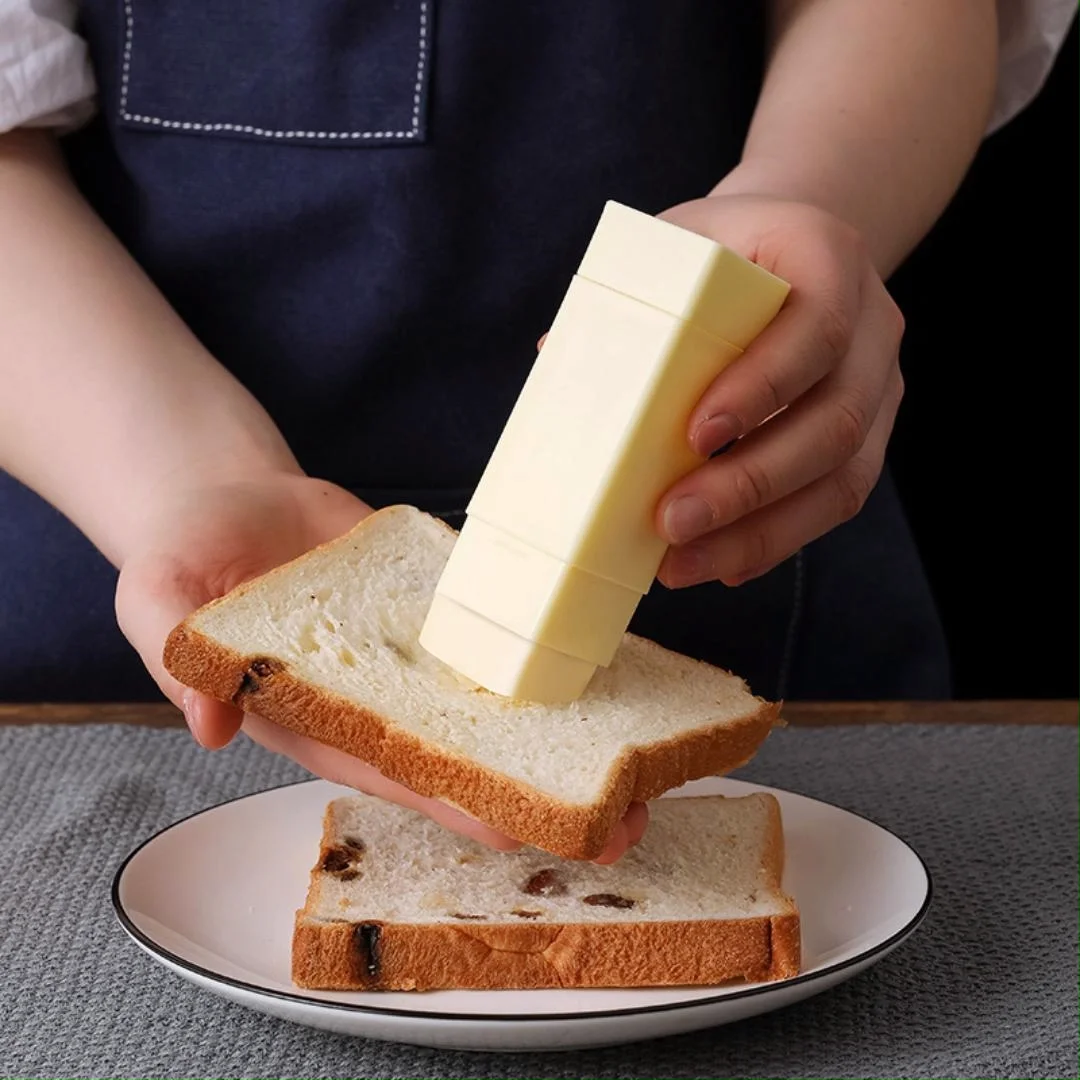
[117,0,433,146]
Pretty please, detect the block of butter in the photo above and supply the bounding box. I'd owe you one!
[419,201,789,702]
[433,516,640,667]
[421,593,600,703]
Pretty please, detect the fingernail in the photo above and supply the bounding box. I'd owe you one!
[693,412,742,456]
[181,690,207,748]
[663,544,710,587]
[663,495,716,544]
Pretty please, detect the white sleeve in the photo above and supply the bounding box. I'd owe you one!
[991,0,1076,133]
[0,0,96,134]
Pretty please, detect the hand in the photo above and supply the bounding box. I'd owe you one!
[654,194,905,587]
[115,470,646,862]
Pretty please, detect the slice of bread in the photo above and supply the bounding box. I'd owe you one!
[163,505,780,859]
[293,791,800,990]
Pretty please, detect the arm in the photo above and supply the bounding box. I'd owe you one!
[656,0,998,585]
[0,129,301,569]
[718,0,999,276]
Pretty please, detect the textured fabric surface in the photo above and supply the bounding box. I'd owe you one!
[3,0,1073,134]
[0,721,1075,1079]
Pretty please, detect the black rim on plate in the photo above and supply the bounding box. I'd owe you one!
[111,779,934,1024]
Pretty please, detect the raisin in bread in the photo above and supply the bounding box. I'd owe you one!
[164,505,780,859]
[293,791,800,990]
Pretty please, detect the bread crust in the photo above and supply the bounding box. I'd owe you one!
[291,793,800,991]
[165,621,777,858]
[291,912,800,990]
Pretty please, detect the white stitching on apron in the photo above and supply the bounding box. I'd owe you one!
[776,548,805,699]
[119,0,429,140]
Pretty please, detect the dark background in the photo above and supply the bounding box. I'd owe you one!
[888,19,1078,700]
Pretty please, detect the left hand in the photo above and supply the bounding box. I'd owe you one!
[116,470,647,863]
[654,194,906,588]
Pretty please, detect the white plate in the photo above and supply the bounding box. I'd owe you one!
[113,777,931,1052]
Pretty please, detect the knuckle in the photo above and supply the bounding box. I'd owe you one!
[753,366,785,422]
[888,296,906,340]
[834,216,865,256]
[833,458,879,522]
[816,209,866,264]
[828,392,872,460]
[815,295,854,361]
[728,458,773,517]
[735,527,773,582]
[113,575,133,633]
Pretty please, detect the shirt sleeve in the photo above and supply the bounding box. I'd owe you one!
[991,0,1076,133]
[0,0,96,134]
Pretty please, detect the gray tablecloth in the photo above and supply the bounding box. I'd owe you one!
[0,721,1076,1079]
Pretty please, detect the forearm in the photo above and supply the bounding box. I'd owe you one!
[0,130,299,567]
[716,0,998,275]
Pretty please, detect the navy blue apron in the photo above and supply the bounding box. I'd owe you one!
[0,0,949,702]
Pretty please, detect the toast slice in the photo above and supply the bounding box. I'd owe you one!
[293,791,800,990]
[164,505,780,859]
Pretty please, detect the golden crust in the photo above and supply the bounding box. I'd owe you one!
[291,913,800,990]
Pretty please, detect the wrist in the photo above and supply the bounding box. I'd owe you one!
[104,402,303,569]
[710,159,848,227]
[120,452,305,559]
[710,159,902,275]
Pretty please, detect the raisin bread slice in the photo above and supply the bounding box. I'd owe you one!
[164,505,780,859]
[293,791,800,990]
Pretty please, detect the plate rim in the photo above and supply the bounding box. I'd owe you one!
[111,777,933,1025]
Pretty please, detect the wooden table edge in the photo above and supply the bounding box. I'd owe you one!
[0,700,1076,727]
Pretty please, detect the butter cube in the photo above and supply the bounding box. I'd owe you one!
[434,516,641,667]
[418,594,596,703]
[467,274,744,591]
[578,201,789,348]
[422,201,789,701]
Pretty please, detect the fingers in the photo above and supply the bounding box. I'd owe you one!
[685,223,865,459]
[181,690,244,750]
[241,714,523,851]
[687,288,854,458]
[592,802,650,865]
[244,714,650,861]
[114,556,198,708]
[115,554,245,746]
[660,367,903,587]
[660,278,902,546]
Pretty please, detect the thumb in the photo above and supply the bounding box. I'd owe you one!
[115,555,243,750]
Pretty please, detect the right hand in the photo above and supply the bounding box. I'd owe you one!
[115,469,648,862]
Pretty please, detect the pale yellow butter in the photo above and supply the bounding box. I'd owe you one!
[418,593,597,703]
[577,201,789,348]
[421,200,789,701]
[467,274,743,591]
[433,516,640,667]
